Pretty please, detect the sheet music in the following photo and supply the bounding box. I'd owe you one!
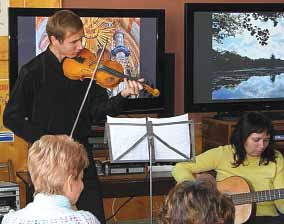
[106,116,149,161]
[106,114,192,162]
[148,113,191,160]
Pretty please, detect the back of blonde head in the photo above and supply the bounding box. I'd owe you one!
[28,135,89,195]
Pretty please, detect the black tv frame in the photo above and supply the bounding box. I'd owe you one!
[184,3,284,114]
[9,7,170,115]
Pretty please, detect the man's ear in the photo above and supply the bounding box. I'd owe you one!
[50,35,59,46]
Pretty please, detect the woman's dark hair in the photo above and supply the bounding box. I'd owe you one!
[230,111,276,167]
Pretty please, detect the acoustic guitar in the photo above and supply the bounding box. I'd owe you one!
[217,176,284,224]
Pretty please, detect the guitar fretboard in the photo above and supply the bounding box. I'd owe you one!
[231,189,284,205]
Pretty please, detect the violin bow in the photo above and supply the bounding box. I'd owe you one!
[69,41,108,138]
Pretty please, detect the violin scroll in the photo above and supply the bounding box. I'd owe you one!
[143,84,160,97]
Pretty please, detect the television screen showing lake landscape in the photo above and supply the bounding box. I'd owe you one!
[212,12,284,101]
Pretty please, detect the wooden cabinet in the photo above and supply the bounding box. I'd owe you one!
[202,118,284,153]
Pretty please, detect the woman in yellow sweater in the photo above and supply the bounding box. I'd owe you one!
[172,111,284,224]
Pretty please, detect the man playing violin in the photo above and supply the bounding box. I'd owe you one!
[3,9,143,224]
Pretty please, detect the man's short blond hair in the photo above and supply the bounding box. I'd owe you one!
[46,9,83,42]
[28,135,89,195]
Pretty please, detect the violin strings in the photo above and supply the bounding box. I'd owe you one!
[69,42,108,138]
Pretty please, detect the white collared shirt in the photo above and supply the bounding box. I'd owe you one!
[2,193,100,224]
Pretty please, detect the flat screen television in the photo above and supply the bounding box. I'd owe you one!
[9,7,168,115]
[184,3,284,116]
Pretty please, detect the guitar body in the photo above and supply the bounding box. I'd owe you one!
[217,176,254,224]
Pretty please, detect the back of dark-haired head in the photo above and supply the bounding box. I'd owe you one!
[219,193,235,224]
[230,111,275,167]
[157,180,234,224]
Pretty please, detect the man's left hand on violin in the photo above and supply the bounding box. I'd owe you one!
[120,78,144,98]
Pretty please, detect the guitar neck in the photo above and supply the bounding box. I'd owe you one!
[232,189,284,205]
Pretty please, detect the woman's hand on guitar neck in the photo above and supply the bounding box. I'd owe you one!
[120,78,144,98]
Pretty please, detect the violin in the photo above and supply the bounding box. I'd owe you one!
[62,48,160,97]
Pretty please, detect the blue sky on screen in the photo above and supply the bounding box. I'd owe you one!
[213,13,284,60]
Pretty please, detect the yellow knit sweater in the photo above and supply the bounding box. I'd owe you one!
[172,145,284,217]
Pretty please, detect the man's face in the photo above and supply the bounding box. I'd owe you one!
[55,29,85,58]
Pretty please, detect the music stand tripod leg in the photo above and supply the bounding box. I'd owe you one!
[146,119,155,224]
